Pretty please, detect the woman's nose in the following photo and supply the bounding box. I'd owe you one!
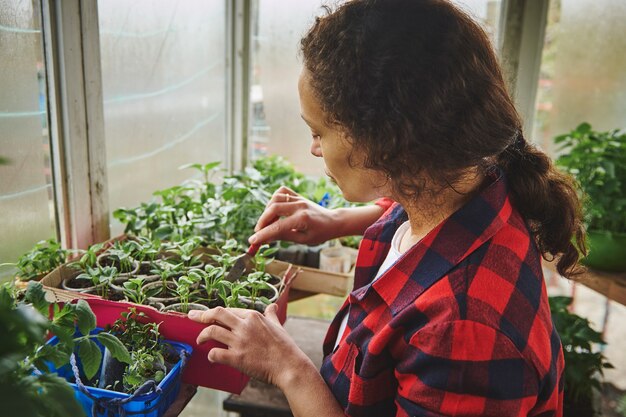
[310,138,322,157]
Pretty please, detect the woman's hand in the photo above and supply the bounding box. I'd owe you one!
[249,186,385,246]
[249,186,341,246]
[188,304,315,390]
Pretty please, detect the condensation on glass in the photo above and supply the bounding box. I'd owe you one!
[249,0,500,177]
[98,0,227,235]
[532,0,626,154]
[0,0,56,280]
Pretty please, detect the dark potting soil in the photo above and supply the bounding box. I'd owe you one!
[67,277,95,289]
[254,287,275,299]
[107,292,126,302]
[157,286,177,298]
[98,348,126,392]
[194,289,225,309]
[99,256,122,270]
[197,298,225,309]
[162,343,180,371]
[136,262,153,275]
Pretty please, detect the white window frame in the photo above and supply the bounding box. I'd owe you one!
[498,0,550,136]
[42,0,109,250]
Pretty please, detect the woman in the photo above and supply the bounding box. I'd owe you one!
[188,1,584,416]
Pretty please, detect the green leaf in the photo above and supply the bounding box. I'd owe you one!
[75,299,97,336]
[38,373,86,417]
[37,343,72,369]
[154,370,165,382]
[154,224,174,240]
[96,332,131,364]
[78,338,102,380]
[25,281,49,316]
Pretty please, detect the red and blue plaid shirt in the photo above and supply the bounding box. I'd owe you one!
[321,171,564,417]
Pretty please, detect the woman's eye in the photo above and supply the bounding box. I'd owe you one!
[311,134,321,140]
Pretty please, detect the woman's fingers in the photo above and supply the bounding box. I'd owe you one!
[272,185,298,198]
[207,346,235,365]
[250,213,311,244]
[255,200,305,231]
[222,305,280,324]
[197,324,236,345]
[253,186,301,232]
[188,306,241,329]
[264,303,281,325]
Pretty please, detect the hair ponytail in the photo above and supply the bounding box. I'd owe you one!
[497,133,586,277]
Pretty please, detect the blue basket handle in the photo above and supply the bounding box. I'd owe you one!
[71,353,161,417]
[69,347,190,417]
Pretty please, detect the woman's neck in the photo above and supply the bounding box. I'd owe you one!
[395,170,485,253]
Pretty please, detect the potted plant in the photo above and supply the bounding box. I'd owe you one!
[239,271,278,312]
[163,274,207,313]
[65,265,119,299]
[97,242,140,276]
[549,296,613,417]
[121,277,160,306]
[161,237,204,268]
[196,264,228,308]
[0,281,129,417]
[555,123,626,271]
[125,236,160,274]
[217,280,249,309]
[0,238,68,282]
[144,260,185,306]
[47,307,192,416]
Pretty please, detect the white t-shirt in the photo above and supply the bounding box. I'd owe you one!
[334,221,412,349]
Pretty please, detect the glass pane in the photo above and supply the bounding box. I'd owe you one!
[452,0,501,44]
[98,0,227,235]
[0,0,57,281]
[250,0,324,176]
[532,0,626,154]
[250,0,501,176]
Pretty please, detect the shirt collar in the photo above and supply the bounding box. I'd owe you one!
[355,169,514,315]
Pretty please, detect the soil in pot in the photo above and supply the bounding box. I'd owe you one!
[136,261,155,275]
[98,347,126,392]
[162,343,182,373]
[144,281,179,305]
[240,283,279,312]
[83,285,121,300]
[106,291,128,302]
[61,275,99,293]
[266,273,282,287]
[194,288,225,309]
[108,277,128,295]
[97,253,140,275]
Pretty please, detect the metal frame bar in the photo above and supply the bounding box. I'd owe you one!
[226,0,253,172]
[41,0,109,250]
[498,0,550,136]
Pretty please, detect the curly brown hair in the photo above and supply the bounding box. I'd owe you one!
[300,0,585,277]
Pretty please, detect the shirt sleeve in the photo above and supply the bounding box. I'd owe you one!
[394,320,541,417]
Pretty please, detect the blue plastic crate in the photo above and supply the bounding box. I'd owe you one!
[45,329,192,417]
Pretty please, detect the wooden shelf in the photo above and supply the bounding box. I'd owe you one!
[569,268,626,306]
[544,260,626,306]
